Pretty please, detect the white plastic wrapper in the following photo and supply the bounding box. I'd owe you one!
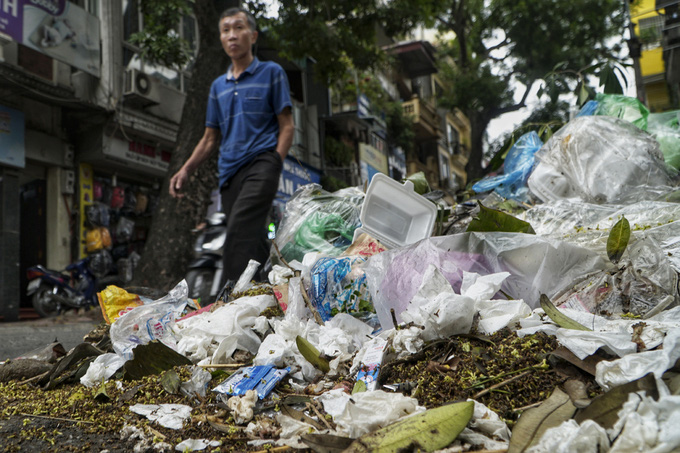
[608,393,680,452]
[174,439,221,451]
[80,353,126,388]
[174,294,276,363]
[233,259,260,293]
[363,233,607,329]
[317,388,424,438]
[596,328,680,390]
[179,367,212,398]
[526,419,610,453]
[268,264,295,286]
[129,403,192,430]
[457,400,512,450]
[527,116,674,204]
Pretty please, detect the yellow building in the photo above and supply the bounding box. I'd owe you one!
[631,0,675,111]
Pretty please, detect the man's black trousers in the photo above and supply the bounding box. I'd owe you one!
[220,149,282,284]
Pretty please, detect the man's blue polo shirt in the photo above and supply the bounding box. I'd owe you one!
[206,57,292,188]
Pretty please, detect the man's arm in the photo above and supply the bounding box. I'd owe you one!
[169,127,220,198]
[275,107,294,161]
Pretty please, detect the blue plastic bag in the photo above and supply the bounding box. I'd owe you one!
[472,131,543,201]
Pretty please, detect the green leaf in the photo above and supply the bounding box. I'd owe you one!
[467,202,536,234]
[574,373,658,429]
[577,82,590,107]
[160,369,181,395]
[296,335,330,373]
[345,401,474,453]
[607,216,630,263]
[301,433,355,453]
[540,294,592,331]
[121,341,191,381]
[508,387,577,453]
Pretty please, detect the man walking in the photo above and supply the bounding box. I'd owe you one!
[169,7,294,289]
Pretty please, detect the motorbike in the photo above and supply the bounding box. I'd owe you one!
[26,254,122,318]
[186,211,227,303]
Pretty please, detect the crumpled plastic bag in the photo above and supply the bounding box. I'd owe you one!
[472,131,542,201]
[527,116,674,204]
[110,280,193,360]
[272,184,364,264]
[180,367,212,398]
[363,233,608,329]
[608,393,680,452]
[316,388,424,438]
[174,439,222,452]
[458,400,512,451]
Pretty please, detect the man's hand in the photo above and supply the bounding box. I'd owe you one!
[169,168,189,198]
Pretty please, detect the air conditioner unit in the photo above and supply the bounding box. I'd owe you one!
[124,68,160,107]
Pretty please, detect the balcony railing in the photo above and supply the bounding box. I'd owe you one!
[403,97,439,137]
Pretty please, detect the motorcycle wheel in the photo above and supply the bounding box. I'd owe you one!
[32,284,66,318]
[186,268,215,304]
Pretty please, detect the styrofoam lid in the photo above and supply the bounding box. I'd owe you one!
[359,173,437,249]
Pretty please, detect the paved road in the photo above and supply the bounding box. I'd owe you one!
[0,315,101,361]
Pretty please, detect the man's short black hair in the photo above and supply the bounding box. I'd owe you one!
[219,7,257,31]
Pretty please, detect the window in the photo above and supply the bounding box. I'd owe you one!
[122,0,198,92]
[447,123,459,155]
[69,0,99,16]
[639,16,664,50]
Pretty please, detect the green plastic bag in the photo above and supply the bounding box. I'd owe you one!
[594,93,649,130]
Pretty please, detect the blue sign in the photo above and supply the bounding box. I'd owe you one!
[0,105,25,168]
[277,156,321,200]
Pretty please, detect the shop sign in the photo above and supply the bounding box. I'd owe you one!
[0,0,101,77]
[359,143,388,174]
[0,104,25,168]
[78,163,93,258]
[103,136,170,176]
[277,156,321,199]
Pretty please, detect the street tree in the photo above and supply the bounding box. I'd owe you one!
[433,0,627,181]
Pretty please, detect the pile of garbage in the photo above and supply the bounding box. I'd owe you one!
[3,94,680,452]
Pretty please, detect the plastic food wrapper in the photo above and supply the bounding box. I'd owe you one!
[354,337,387,391]
[317,388,425,438]
[212,365,290,400]
[472,131,543,201]
[527,116,674,204]
[362,233,608,330]
[596,328,680,390]
[309,255,373,321]
[98,285,146,324]
[110,280,195,360]
[272,184,364,264]
[341,232,387,258]
[129,403,192,430]
[174,294,276,363]
[80,353,126,388]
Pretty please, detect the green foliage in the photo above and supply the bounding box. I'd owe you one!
[467,202,536,234]
[384,101,415,153]
[129,0,193,70]
[321,175,349,193]
[324,137,354,167]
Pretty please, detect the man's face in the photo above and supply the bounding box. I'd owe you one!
[219,12,257,60]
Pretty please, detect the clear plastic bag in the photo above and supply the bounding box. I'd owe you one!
[272,184,364,264]
[472,131,543,201]
[528,116,674,204]
[647,111,680,170]
[110,280,192,360]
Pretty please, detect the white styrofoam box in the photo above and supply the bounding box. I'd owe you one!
[353,173,437,249]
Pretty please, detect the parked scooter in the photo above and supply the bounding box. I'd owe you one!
[26,253,122,318]
[186,212,227,303]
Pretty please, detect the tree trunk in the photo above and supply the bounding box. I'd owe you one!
[130,1,232,291]
[464,111,493,183]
